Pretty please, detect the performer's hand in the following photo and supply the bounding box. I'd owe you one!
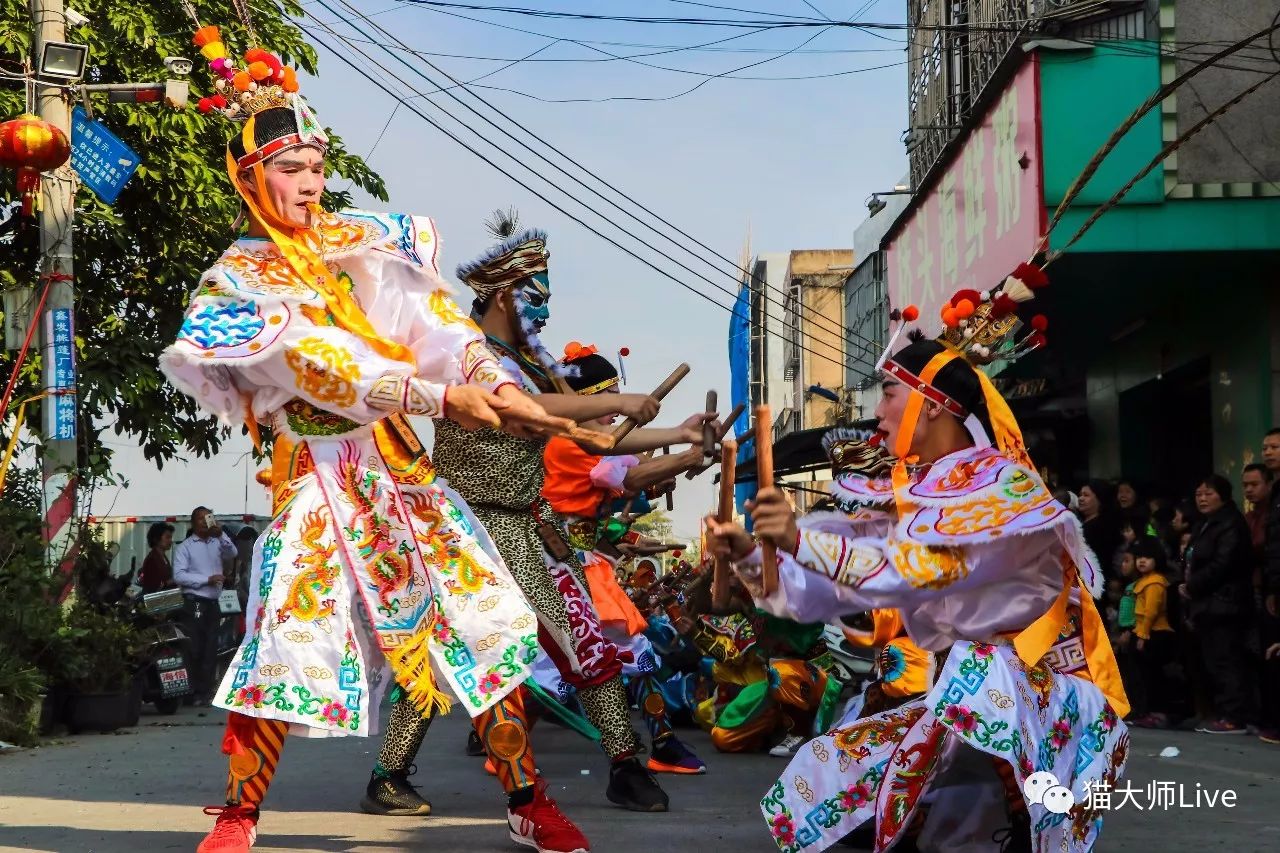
[747,487,799,554]
[1178,583,1191,600]
[1267,593,1277,618]
[1136,637,1145,652]
[703,515,754,562]
[646,478,678,500]
[1267,642,1280,660]
[678,411,717,445]
[445,385,506,430]
[616,393,661,425]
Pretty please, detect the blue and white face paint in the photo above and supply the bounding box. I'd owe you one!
[511,273,575,378]
[516,272,551,332]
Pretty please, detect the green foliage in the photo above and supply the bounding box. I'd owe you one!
[0,0,386,475]
[631,508,675,541]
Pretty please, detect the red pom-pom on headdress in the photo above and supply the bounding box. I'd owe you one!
[990,294,1018,319]
[1030,314,1048,332]
[1012,262,1048,289]
[901,304,919,322]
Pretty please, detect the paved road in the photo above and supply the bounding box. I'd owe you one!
[2,705,1279,852]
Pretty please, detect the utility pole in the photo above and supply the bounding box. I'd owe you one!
[31,0,79,574]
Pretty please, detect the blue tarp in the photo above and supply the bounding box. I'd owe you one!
[727,281,756,519]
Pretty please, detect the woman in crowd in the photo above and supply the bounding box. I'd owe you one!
[1080,479,1123,586]
[1181,475,1257,734]
[138,522,176,593]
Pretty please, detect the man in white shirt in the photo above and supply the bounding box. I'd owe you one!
[174,506,237,705]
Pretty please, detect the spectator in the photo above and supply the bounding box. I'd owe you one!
[1113,549,1142,717]
[1079,480,1122,586]
[1258,429,1280,744]
[1180,475,1257,734]
[174,507,237,705]
[1117,480,1140,514]
[1128,538,1176,729]
[1263,428,1280,618]
[138,522,175,593]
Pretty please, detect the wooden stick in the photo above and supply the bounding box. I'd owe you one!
[661,446,674,511]
[610,363,690,443]
[755,404,778,596]
[712,438,737,611]
[683,403,746,480]
[702,390,718,458]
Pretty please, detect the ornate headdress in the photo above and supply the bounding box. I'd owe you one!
[877,262,1054,479]
[187,16,329,170]
[561,342,623,395]
[457,208,550,302]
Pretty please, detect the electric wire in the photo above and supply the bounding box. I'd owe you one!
[315,0,885,358]
[299,21,872,376]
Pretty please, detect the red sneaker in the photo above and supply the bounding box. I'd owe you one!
[508,781,590,853]
[197,805,258,853]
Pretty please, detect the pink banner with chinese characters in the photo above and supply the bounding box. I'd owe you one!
[885,56,1045,335]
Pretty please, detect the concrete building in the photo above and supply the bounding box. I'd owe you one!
[884,0,1280,496]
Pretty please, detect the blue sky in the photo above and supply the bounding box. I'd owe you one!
[103,0,909,538]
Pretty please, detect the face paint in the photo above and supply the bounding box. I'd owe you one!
[516,272,551,332]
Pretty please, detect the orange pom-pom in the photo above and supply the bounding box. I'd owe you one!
[902,304,919,322]
[193,25,221,48]
[232,71,252,92]
[954,298,976,319]
[281,67,299,93]
[941,307,959,328]
[244,48,271,64]
[247,61,272,81]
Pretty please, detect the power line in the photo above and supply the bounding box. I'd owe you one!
[298,21,874,375]
[389,2,1038,33]
[313,0,884,359]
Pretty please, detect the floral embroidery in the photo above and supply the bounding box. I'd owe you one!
[478,673,503,694]
[839,781,873,810]
[285,336,361,408]
[770,812,797,847]
[942,704,978,734]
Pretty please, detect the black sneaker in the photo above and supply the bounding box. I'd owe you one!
[605,757,669,812]
[360,770,432,816]
[466,729,486,757]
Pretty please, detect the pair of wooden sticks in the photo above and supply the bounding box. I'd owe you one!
[712,404,777,609]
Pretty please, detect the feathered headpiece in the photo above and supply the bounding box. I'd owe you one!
[456,209,550,302]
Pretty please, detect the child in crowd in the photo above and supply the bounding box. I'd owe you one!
[1113,550,1142,718]
[1128,538,1177,728]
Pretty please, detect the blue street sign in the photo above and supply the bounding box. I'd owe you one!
[45,308,76,441]
[70,106,140,204]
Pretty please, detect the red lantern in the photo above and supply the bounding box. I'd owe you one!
[0,114,72,217]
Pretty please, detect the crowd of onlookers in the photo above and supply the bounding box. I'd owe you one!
[1053,430,1280,741]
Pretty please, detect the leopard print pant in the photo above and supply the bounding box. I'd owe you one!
[470,501,640,759]
[375,692,434,775]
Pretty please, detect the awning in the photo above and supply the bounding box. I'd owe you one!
[733,420,878,484]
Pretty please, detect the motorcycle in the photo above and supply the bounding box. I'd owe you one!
[129,587,195,714]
